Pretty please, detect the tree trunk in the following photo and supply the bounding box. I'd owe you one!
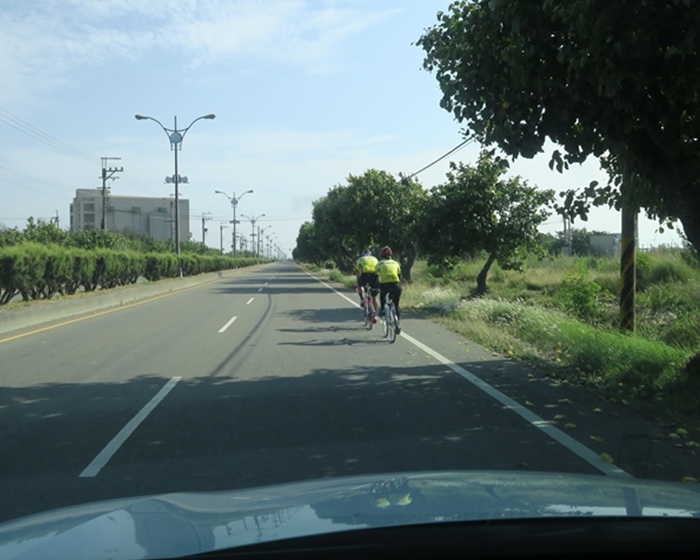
[475,252,497,296]
[400,247,416,282]
[676,182,700,256]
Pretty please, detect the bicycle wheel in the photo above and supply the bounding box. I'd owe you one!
[388,303,397,343]
[381,302,390,338]
[364,298,373,330]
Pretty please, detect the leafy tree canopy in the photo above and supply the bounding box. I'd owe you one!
[419,152,554,294]
[417,0,700,251]
[301,169,427,279]
[292,221,320,263]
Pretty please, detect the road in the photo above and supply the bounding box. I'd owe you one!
[0,262,634,523]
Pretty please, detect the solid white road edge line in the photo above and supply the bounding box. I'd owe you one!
[79,376,182,478]
[303,268,631,479]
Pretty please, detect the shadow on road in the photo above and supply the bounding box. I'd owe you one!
[0,357,607,524]
[279,307,362,325]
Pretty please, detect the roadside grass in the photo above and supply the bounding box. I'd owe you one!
[299,249,700,431]
[401,250,700,432]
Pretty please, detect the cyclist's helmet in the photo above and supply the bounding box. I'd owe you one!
[380,246,393,257]
[361,249,372,257]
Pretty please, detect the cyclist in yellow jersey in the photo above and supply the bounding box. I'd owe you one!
[376,246,402,335]
[355,249,379,317]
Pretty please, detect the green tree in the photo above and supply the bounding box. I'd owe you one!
[22,217,72,246]
[307,170,427,279]
[310,185,356,270]
[0,225,22,248]
[417,0,700,252]
[293,221,322,263]
[419,152,554,294]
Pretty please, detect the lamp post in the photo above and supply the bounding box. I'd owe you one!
[135,113,215,255]
[219,222,228,254]
[258,225,272,257]
[215,189,253,258]
[241,213,265,257]
[266,234,276,259]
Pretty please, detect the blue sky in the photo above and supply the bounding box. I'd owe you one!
[0,0,683,254]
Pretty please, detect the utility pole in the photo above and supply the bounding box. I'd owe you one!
[219,222,228,254]
[561,214,573,256]
[100,157,123,231]
[201,212,211,245]
[620,205,637,332]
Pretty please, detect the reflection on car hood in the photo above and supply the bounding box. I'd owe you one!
[1,471,699,559]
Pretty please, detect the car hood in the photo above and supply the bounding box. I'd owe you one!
[1,471,699,559]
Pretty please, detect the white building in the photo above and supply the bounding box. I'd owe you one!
[590,233,621,257]
[69,189,190,242]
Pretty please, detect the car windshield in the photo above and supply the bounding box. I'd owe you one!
[1,0,700,558]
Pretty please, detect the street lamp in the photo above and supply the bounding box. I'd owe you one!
[258,224,272,257]
[241,213,265,257]
[219,222,228,254]
[215,189,253,258]
[135,113,215,255]
[266,233,277,259]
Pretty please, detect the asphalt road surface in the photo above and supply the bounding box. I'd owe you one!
[0,262,657,523]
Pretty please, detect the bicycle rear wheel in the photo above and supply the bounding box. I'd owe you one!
[364,300,373,330]
[381,302,390,338]
[388,303,397,343]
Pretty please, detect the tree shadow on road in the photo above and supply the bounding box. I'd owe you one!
[0,357,607,524]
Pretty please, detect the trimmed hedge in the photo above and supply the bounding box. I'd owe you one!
[0,243,264,304]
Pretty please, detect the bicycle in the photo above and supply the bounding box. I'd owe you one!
[381,291,400,343]
[360,283,377,330]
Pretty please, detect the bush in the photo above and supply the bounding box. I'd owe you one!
[553,271,603,323]
[0,243,256,305]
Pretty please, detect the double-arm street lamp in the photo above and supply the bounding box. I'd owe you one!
[266,233,277,259]
[135,113,215,255]
[258,225,272,257]
[241,213,265,257]
[215,189,253,258]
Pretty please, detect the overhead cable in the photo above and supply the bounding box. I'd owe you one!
[405,136,475,180]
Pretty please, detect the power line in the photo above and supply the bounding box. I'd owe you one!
[405,137,475,179]
[0,173,70,200]
[0,165,76,193]
[0,105,97,164]
[121,171,161,196]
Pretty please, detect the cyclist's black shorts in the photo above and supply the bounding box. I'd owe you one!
[358,272,379,294]
[379,282,402,303]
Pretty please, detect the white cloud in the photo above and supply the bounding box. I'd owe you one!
[0,0,397,105]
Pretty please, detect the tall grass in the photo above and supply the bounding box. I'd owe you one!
[400,249,700,428]
[449,298,690,392]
